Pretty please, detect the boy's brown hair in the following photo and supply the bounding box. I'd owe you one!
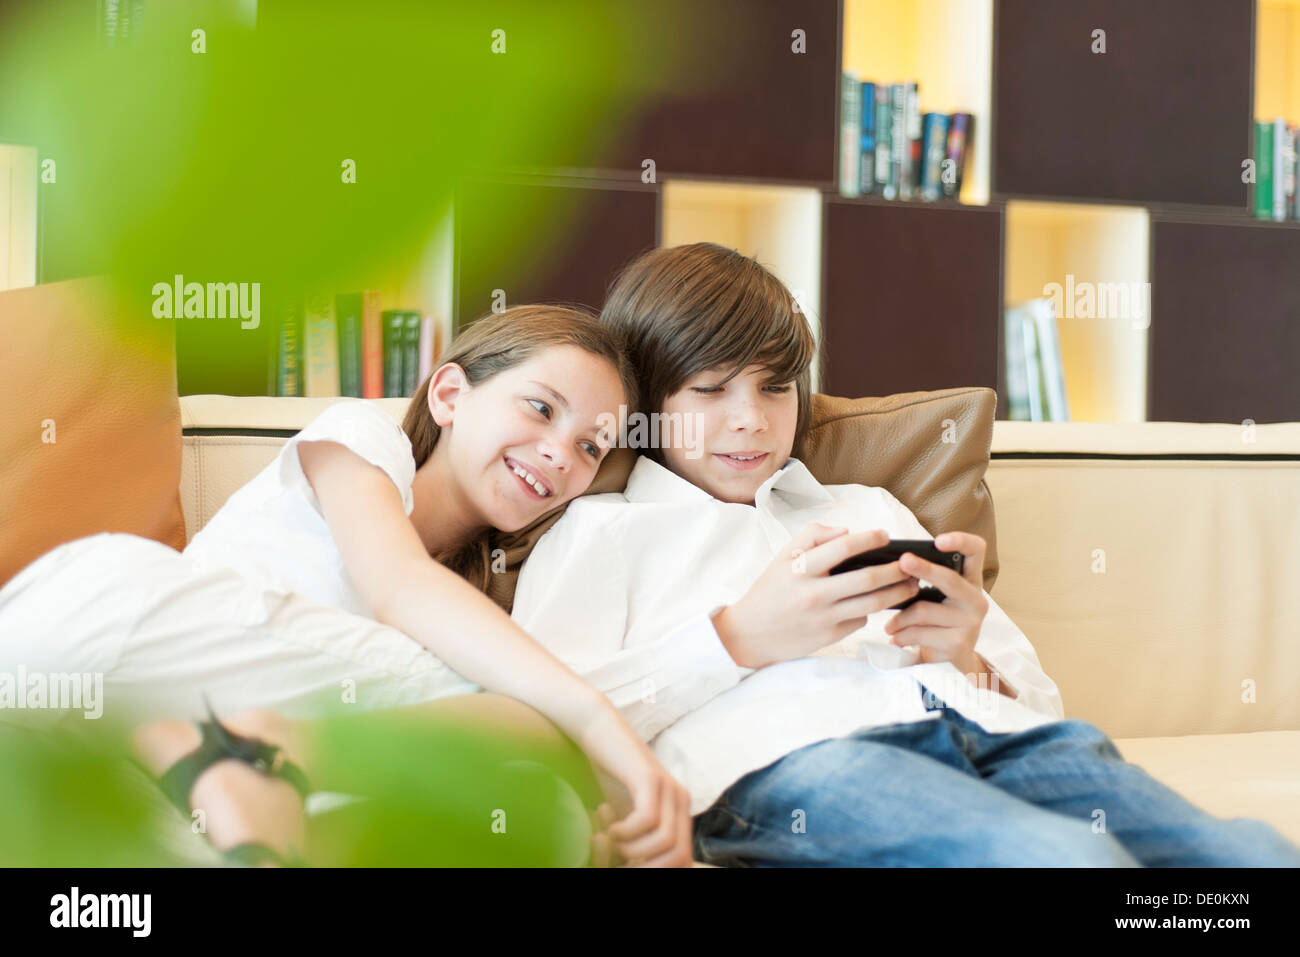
[600,242,817,458]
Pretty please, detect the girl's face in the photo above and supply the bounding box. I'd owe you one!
[431,345,625,531]
[659,363,798,505]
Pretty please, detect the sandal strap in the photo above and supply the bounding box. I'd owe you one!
[157,700,311,816]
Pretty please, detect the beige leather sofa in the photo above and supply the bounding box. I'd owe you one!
[180,396,1300,850]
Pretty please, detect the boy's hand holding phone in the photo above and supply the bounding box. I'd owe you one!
[881,530,989,674]
[711,524,922,669]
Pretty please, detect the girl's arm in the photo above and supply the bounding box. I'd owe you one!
[297,439,694,866]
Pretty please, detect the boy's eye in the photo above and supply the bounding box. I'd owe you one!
[527,398,553,419]
[764,383,793,393]
[581,441,600,458]
[691,386,723,394]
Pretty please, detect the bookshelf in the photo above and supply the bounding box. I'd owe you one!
[1003,202,1149,423]
[842,0,992,205]
[21,1,1298,421]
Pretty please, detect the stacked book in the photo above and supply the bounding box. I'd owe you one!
[1004,298,1069,422]
[840,74,974,203]
[272,291,453,398]
[1254,119,1300,221]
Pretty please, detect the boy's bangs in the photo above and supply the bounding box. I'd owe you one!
[689,300,813,390]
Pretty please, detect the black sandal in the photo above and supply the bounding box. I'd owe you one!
[152,699,313,867]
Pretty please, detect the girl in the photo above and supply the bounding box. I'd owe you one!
[0,304,693,867]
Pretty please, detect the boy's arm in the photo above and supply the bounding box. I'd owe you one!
[879,489,1065,719]
[512,504,747,741]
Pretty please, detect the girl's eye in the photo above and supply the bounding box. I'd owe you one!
[581,441,599,458]
[765,384,793,393]
[691,386,723,394]
[528,398,552,419]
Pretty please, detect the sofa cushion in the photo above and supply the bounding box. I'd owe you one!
[0,278,186,589]
[1115,730,1300,849]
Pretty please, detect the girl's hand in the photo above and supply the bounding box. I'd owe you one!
[712,524,922,670]
[578,705,694,867]
[882,531,989,673]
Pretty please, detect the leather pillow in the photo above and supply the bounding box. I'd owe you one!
[0,278,187,590]
[486,386,998,612]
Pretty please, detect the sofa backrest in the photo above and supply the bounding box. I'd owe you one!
[987,421,1300,739]
[180,396,1300,741]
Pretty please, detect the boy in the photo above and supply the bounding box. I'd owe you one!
[512,242,1300,867]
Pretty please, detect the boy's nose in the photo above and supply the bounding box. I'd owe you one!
[728,401,767,431]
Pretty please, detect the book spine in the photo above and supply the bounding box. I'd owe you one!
[888,83,906,201]
[276,293,304,397]
[417,316,436,387]
[1293,128,1300,219]
[1274,117,1288,222]
[402,311,421,396]
[859,81,875,195]
[303,293,340,397]
[1255,121,1273,220]
[361,290,383,398]
[335,293,363,397]
[905,82,921,199]
[920,113,949,202]
[382,309,405,397]
[873,86,891,195]
[1289,127,1300,221]
[944,113,973,200]
[839,72,862,197]
[1022,317,1044,423]
[1003,305,1030,421]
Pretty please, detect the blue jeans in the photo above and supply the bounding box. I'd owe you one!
[693,683,1300,867]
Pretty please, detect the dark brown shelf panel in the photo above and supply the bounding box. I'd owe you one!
[491,0,841,185]
[454,176,659,329]
[994,0,1253,208]
[820,196,1003,400]
[1149,216,1300,423]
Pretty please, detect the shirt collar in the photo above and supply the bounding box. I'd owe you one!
[623,455,836,509]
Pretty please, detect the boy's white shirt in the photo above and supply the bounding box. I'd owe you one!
[512,455,1067,816]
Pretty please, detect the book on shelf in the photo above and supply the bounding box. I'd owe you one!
[335,293,364,398]
[1276,118,1295,223]
[840,72,863,197]
[889,83,906,201]
[919,112,949,202]
[904,82,921,200]
[1253,118,1300,222]
[273,292,305,397]
[303,293,341,397]
[1293,127,1300,220]
[943,113,974,200]
[417,316,436,387]
[402,311,421,396]
[840,73,973,204]
[1004,298,1069,422]
[1256,120,1274,220]
[382,310,407,398]
[873,84,892,197]
[361,290,383,398]
[264,289,449,399]
[858,81,876,195]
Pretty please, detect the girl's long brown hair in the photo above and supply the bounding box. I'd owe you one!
[401,304,637,591]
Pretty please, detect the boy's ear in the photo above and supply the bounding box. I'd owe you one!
[427,362,470,428]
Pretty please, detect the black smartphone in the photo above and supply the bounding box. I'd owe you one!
[827,539,964,611]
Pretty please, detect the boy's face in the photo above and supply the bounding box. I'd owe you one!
[659,363,798,505]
